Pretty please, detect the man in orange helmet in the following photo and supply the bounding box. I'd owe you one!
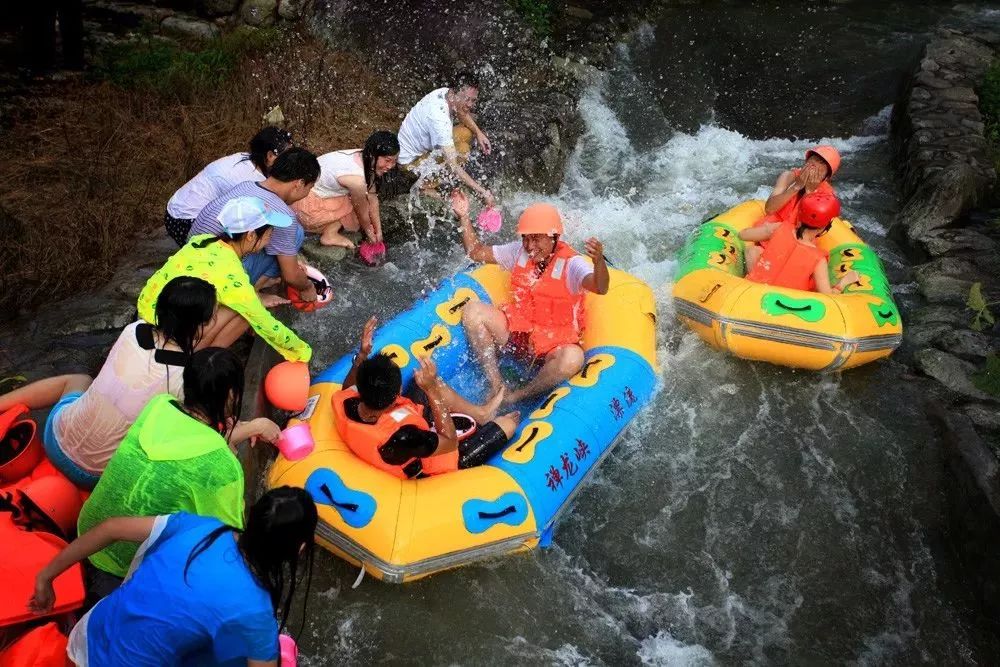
[451,192,609,405]
[745,145,841,269]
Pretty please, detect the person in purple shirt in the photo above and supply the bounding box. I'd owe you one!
[189,147,322,306]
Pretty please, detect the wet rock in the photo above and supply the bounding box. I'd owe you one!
[911,305,970,328]
[161,15,220,40]
[299,239,350,266]
[965,404,1000,432]
[550,56,600,82]
[916,272,974,305]
[564,5,594,20]
[936,329,995,361]
[46,298,136,337]
[916,348,992,401]
[906,322,954,349]
[240,0,276,26]
[277,0,305,20]
[199,0,240,17]
[920,228,997,256]
[894,163,986,241]
[912,257,980,283]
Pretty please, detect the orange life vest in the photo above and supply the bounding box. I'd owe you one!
[0,622,69,667]
[0,512,84,628]
[504,241,586,356]
[746,222,826,291]
[331,388,458,479]
[758,169,836,226]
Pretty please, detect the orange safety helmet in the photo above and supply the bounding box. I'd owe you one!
[18,475,83,538]
[798,192,842,229]
[264,361,310,412]
[805,145,841,177]
[516,203,563,236]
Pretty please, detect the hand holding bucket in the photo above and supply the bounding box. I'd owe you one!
[275,423,315,461]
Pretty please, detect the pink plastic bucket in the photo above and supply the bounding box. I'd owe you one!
[476,207,502,233]
[276,423,315,461]
[358,241,387,267]
[279,634,298,667]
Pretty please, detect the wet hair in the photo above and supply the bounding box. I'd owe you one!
[154,277,216,356]
[796,223,832,239]
[453,70,480,91]
[269,147,321,186]
[357,353,402,410]
[361,131,400,194]
[246,127,294,176]
[182,347,244,439]
[184,486,318,636]
[195,225,272,254]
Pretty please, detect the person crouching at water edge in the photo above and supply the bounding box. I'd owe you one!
[164,126,294,246]
[31,487,317,666]
[451,191,609,405]
[292,131,400,250]
[397,71,495,209]
[188,146,323,309]
[740,192,859,294]
[332,318,520,479]
[138,196,313,363]
[746,144,842,269]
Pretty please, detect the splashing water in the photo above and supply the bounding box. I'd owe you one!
[286,7,1000,664]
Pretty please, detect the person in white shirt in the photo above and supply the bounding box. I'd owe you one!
[291,131,399,249]
[397,72,495,209]
[163,127,293,246]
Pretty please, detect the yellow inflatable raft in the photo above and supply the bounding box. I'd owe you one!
[269,264,657,582]
[672,200,902,371]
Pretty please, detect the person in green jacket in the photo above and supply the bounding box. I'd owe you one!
[137,195,312,363]
[76,347,281,582]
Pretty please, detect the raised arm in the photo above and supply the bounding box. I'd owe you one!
[31,516,158,614]
[451,190,497,264]
[764,170,802,214]
[343,316,377,388]
[580,237,610,295]
[413,357,458,455]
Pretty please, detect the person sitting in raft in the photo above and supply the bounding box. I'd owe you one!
[139,196,313,363]
[452,191,609,405]
[188,146,322,307]
[164,126,294,246]
[745,144,842,269]
[740,191,860,294]
[397,72,495,208]
[0,277,217,489]
[31,486,317,666]
[75,347,281,590]
[333,317,520,479]
[292,131,400,249]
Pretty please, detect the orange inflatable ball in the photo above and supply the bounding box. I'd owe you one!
[265,361,310,412]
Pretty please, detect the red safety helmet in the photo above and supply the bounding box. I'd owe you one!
[0,404,42,485]
[18,475,83,538]
[798,192,842,229]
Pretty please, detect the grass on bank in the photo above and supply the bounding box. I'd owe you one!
[0,27,404,322]
[982,59,1000,185]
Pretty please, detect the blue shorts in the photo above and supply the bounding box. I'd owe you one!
[242,224,305,285]
[43,392,101,489]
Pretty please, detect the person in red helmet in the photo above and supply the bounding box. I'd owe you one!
[745,145,842,269]
[452,192,610,405]
[740,192,859,294]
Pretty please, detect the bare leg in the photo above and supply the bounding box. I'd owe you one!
[0,374,92,412]
[504,345,584,406]
[461,301,509,394]
[493,411,521,439]
[433,381,505,423]
[744,244,762,273]
[319,221,357,249]
[196,306,250,350]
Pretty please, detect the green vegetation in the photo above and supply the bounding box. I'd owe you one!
[973,354,1000,397]
[93,27,277,98]
[967,282,996,332]
[982,59,1000,179]
[510,0,553,37]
